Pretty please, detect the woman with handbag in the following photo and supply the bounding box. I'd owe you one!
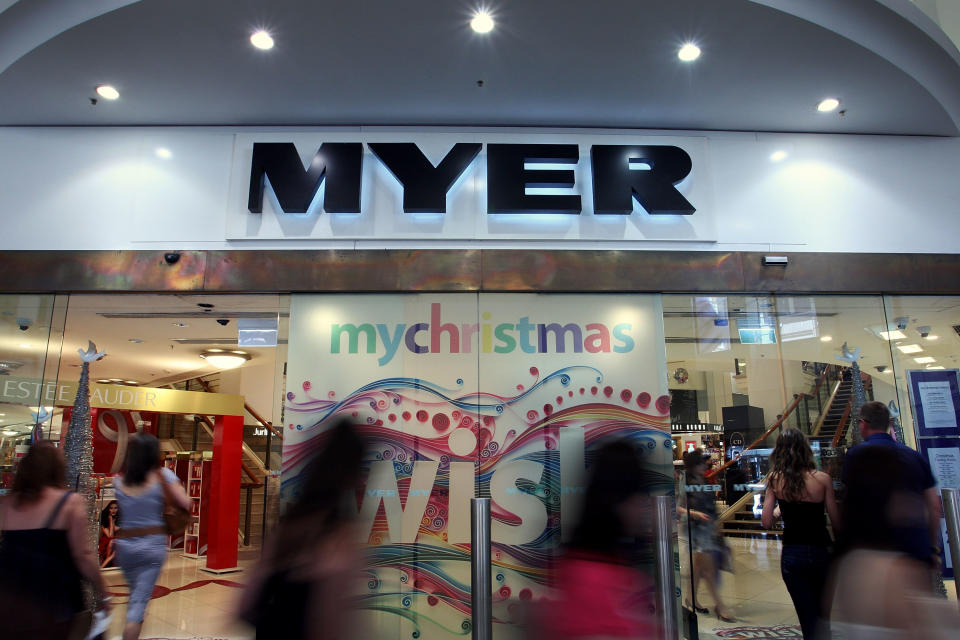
[681,449,735,623]
[114,434,190,640]
[0,440,111,640]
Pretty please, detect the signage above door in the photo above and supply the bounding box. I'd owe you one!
[248,142,696,216]
[226,131,714,243]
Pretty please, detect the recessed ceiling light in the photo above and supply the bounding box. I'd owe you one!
[897,344,923,354]
[155,148,172,160]
[173,322,188,328]
[95,85,120,100]
[926,365,945,370]
[250,30,274,50]
[879,330,907,340]
[820,336,832,342]
[678,43,701,62]
[18,343,29,348]
[2,430,16,436]
[914,356,936,364]
[124,380,139,386]
[470,11,494,33]
[817,98,840,112]
[924,335,939,340]
[770,150,788,163]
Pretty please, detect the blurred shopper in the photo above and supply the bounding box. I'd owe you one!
[828,400,957,638]
[113,433,190,640]
[762,428,839,640]
[831,542,960,639]
[681,449,734,622]
[238,418,366,640]
[839,401,940,567]
[534,440,657,639]
[98,499,119,568]
[0,440,111,640]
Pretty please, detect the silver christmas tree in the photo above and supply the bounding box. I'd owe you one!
[888,400,906,445]
[62,341,106,607]
[836,342,866,445]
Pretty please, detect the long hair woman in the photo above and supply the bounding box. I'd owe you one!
[0,440,111,639]
[98,499,119,567]
[237,418,366,640]
[761,428,839,640]
[113,433,190,640]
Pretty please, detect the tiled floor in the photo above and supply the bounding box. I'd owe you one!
[101,540,957,639]
[680,536,959,640]
[102,552,255,640]
[689,536,802,639]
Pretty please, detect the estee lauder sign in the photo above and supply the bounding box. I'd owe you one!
[248,142,695,216]
[0,378,244,416]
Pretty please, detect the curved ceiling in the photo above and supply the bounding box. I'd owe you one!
[0,0,959,134]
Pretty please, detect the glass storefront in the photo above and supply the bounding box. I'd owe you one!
[1,291,957,639]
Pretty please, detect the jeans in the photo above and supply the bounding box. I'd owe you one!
[780,544,831,640]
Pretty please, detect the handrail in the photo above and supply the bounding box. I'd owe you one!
[717,475,767,523]
[194,377,283,439]
[706,392,807,481]
[831,403,853,448]
[811,379,843,437]
[809,366,831,400]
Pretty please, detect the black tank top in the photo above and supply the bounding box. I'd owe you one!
[779,500,831,546]
[0,492,85,623]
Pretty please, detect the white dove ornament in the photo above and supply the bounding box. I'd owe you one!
[78,341,107,362]
[836,342,860,364]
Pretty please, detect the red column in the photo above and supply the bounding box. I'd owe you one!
[205,413,243,571]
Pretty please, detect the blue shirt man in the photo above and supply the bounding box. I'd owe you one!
[840,401,941,565]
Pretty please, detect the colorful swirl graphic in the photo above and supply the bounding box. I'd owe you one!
[282,366,671,639]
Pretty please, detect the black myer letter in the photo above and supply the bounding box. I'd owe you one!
[368,143,481,213]
[487,144,581,214]
[248,142,362,214]
[591,145,695,215]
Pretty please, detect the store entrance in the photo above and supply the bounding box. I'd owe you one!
[0,293,290,552]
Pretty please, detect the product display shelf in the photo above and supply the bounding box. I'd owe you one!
[182,457,203,558]
[163,455,183,551]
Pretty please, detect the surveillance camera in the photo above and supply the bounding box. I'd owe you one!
[894,317,909,331]
[16,317,31,331]
[163,252,181,265]
[875,365,888,373]
[216,318,230,326]
[918,325,931,338]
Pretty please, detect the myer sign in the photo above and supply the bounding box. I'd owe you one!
[226,131,714,242]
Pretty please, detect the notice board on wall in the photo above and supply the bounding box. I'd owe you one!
[907,369,960,579]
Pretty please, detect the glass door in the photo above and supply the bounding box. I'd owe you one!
[283,292,674,640]
[0,294,66,490]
